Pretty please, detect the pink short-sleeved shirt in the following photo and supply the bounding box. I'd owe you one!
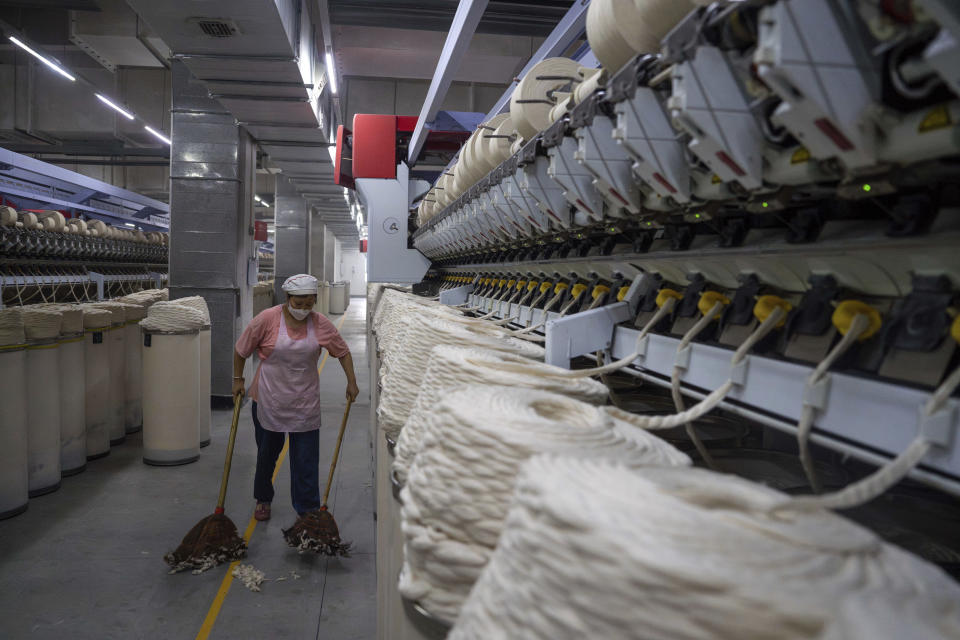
[235,305,349,401]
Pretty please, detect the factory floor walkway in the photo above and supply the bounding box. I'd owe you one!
[0,300,375,640]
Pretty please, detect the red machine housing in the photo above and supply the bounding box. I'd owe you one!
[335,114,469,187]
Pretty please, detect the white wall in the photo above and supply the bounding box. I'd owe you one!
[338,246,367,294]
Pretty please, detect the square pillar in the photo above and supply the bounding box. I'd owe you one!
[168,60,255,399]
[273,175,312,300]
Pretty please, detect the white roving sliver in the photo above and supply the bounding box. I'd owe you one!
[140,302,206,333]
[450,457,960,640]
[374,290,463,360]
[816,589,960,640]
[173,295,211,324]
[392,345,609,484]
[21,307,62,341]
[0,307,26,346]
[399,386,690,623]
[377,314,544,438]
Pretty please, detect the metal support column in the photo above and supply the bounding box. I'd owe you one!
[273,174,312,299]
[168,60,256,400]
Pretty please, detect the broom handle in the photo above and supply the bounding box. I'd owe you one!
[215,395,243,513]
[321,398,353,507]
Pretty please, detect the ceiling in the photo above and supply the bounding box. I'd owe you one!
[329,1,573,36]
[0,0,576,236]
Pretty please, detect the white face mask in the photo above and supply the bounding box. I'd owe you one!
[288,306,310,321]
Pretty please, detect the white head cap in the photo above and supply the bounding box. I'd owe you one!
[282,273,318,295]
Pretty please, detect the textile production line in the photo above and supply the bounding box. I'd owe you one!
[344,0,960,494]
[345,0,960,637]
[0,150,170,308]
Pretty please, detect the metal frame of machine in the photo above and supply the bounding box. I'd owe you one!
[0,150,170,307]
[386,0,960,496]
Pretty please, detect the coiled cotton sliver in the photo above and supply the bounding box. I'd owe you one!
[377,315,544,439]
[0,307,26,346]
[173,295,211,325]
[450,458,960,640]
[117,289,166,310]
[399,386,689,623]
[37,304,84,335]
[140,302,206,332]
[21,307,63,341]
[80,307,113,330]
[392,345,610,484]
[91,301,142,325]
[816,589,960,640]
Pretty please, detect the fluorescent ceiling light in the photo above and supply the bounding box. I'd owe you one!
[144,125,171,145]
[254,195,262,203]
[124,222,135,228]
[96,94,134,120]
[9,36,75,81]
[325,51,338,95]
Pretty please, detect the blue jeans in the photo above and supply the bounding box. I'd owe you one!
[252,401,321,515]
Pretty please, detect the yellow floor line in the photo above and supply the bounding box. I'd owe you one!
[196,312,349,640]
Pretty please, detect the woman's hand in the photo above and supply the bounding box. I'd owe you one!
[346,380,359,402]
[233,376,245,401]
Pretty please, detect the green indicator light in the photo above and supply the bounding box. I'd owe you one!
[694,213,701,219]
[762,201,769,208]
[862,184,872,192]
[647,222,653,226]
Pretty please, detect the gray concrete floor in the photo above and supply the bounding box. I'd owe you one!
[0,300,375,640]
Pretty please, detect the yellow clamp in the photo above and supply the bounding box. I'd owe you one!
[655,288,683,308]
[554,282,569,295]
[832,300,882,341]
[952,313,960,345]
[540,282,553,294]
[516,280,527,290]
[698,291,731,319]
[616,286,630,302]
[483,278,491,286]
[753,295,792,328]
[506,279,516,289]
[571,283,588,299]
[498,279,507,288]
[592,285,611,300]
[528,281,539,291]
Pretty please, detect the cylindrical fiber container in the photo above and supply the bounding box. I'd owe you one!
[122,302,148,433]
[81,307,113,459]
[140,302,206,465]
[197,325,211,447]
[173,296,212,447]
[0,308,29,519]
[329,282,347,314]
[319,281,331,316]
[57,305,87,476]
[91,302,133,445]
[23,307,63,496]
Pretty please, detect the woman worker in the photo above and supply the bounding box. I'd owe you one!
[233,273,359,522]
